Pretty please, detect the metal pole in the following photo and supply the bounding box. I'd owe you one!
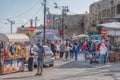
[35,17,37,28]
[62,9,64,40]
[53,15,54,29]
[43,0,46,44]
[10,21,12,34]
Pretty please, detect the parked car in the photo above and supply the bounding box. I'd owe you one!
[33,45,55,67]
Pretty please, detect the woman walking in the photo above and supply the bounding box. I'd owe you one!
[65,42,70,60]
[59,42,65,59]
[99,39,107,64]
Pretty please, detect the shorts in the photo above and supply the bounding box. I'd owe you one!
[37,58,43,67]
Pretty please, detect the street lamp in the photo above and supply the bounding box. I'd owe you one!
[54,3,69,40]
[7,19,15,34]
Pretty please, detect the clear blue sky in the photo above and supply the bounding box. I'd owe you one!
[0,0,99,33]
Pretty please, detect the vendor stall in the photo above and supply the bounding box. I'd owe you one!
[0,33,29,74]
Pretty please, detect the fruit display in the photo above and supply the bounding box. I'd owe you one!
[3,53,23,60]
[21,53,27,58]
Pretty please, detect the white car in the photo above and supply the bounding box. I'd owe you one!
[33,45,55,67]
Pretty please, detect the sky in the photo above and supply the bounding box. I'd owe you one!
[0,0,100,33]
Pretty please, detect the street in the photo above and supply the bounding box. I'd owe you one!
[1,54,120,80]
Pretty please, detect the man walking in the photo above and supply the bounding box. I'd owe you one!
[35,43,45,76]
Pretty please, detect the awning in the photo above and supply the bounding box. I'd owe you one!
[98,22,120,29]
[0,33,29,42]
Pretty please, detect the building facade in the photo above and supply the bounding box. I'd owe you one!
[48,14,87,38]
[89,0,120,29]
[89,0,120,44]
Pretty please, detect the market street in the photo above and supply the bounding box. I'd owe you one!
[1,54,120,80]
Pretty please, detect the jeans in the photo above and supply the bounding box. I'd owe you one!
[70,50,74,59]
[74,51,78,60]
[99,54,105,64]
[65,51,69,59]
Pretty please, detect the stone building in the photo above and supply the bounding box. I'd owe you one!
[89,0,120,30]
[89,0,120,44]
[48,14,87,38]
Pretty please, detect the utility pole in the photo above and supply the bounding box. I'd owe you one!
[53,15,55,29]
[35,17,37,28]
[30,19,33,26]
[43,0,46,44]
[61,8,64,40]
[7,19,15,34]
[54,3,69,40]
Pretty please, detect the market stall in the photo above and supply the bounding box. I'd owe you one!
[0,33,29,74]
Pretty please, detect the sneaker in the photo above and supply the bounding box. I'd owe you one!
[35,73,39,76]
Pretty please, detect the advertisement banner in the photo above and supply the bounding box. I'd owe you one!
[1,58,25,74]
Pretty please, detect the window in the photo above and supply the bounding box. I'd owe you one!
[117,4,120,14]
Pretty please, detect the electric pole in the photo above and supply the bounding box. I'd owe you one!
[35,16,37,28]
[7,19,15,34]
[43,0,46,44]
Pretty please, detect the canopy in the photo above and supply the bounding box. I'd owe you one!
[98,22,120,29]
[0,33,29,42]
[77,34,88,38]
[90,35,101,40]
[34,32,59,40]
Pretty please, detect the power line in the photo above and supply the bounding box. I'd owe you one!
[0,21,5,24]
[8,0,41,19]
[23,5,43,26]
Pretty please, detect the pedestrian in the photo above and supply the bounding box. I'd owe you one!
[55,42,60,59]
[69,42,74,59]
[59,41,65,59]
[99,39,107,64]
[50,41,56,59]
[35,43,45,76]
[65,42,70,60]
[73,43,78,60]
[105,40,111,63]
[81,41,88,60]
[28,44,34,71]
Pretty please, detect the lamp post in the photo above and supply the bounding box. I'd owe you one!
[7,19,15,34]
[54,3,69,40]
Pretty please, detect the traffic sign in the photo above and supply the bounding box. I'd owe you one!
[29,26,34,35]
[101,28,107,35]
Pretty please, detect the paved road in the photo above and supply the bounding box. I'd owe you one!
[1,54,120,80]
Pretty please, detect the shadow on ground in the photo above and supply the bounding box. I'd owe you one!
[55,60,93,69]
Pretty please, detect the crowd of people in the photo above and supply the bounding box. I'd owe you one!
[32,38,111,76]
[46,38,111,64]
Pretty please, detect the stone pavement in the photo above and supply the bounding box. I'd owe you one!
[1,54,120,80]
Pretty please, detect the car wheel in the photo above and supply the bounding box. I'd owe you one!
[49,64,54,67]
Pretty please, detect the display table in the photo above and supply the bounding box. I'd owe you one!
[0,58,26,75]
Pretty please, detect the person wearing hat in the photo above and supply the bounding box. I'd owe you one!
[35,43,45,76]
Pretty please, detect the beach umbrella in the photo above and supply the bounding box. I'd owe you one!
[77,34,88,38]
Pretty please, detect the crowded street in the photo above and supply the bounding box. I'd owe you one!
[1,54,120,80]
[1,0,120,80]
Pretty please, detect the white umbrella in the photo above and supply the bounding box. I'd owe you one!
[77,34,88,38]
[98,22,120,29]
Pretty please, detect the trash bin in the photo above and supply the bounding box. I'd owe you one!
[28,57,34,71]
